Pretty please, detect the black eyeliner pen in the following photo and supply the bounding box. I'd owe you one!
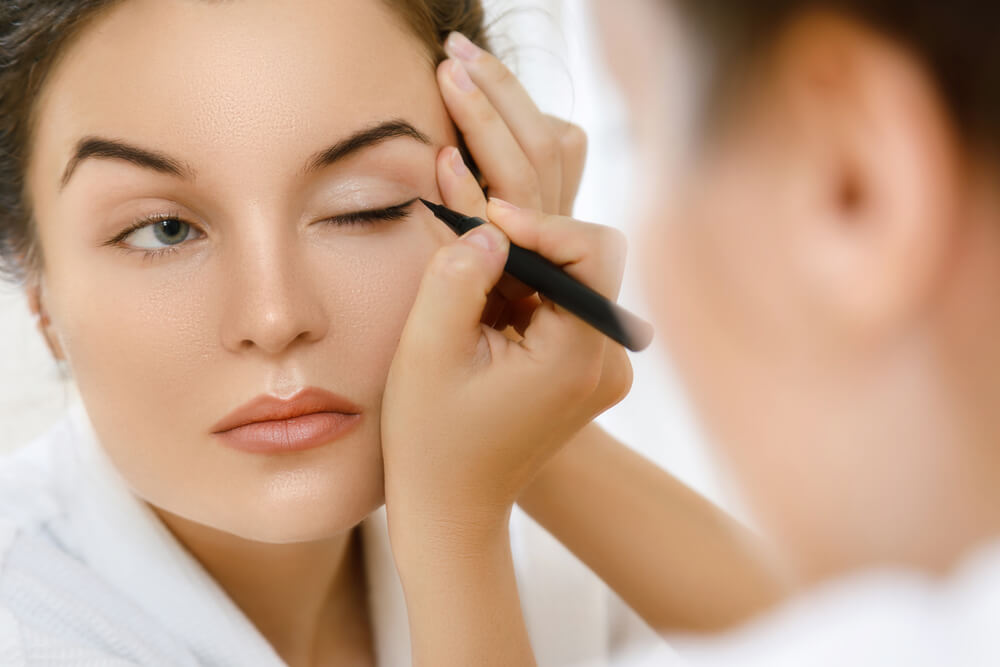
[419,199,654,352]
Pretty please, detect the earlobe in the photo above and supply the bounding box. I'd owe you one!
[25,279,66,362]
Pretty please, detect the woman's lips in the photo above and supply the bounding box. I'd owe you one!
[213,411,362,454]
[210,387,363,454]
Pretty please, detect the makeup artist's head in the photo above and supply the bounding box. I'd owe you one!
[0,0,488,543]
[595,1,1000,582]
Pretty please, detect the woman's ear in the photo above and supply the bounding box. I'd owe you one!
[775,10,964,344]
[24,277,67,363]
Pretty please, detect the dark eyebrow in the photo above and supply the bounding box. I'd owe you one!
[59,119,432,191]
[303,119,431,174]
[60,137,193,190]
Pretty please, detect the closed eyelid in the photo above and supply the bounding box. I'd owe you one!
[321,198,419,225]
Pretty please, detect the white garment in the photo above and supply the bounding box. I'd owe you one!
[0,397,672,666]
[602,540,1000,667]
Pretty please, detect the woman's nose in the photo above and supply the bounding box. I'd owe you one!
[218,236,329,356]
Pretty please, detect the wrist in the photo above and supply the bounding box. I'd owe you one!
[519,421,601,511]
[386,498,512,563]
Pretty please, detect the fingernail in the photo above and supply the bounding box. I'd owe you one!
[445,31,480,62]
[489,197,519,211]
[450,147,469,176]
[463,224,503,252]
[448,59,476,93]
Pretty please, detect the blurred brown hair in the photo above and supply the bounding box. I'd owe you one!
[673,1,1000,156]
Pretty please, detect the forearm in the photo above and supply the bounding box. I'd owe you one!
[387,509,536,667]
[518,423,792,633]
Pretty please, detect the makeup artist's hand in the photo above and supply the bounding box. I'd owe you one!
[434,30,590,331]
[382,195,632,524]
[436,31,587,217]
[384,32,632,528]
[381,199,630,667]
[379,33,632,667]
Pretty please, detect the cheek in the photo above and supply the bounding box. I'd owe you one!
[43,216,446,445]
[320,228,444,399]
[40,218,447,540]
[43,254,203,414]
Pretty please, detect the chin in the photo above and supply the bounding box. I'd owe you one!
[214,476,386,544]
[142,458,386,546]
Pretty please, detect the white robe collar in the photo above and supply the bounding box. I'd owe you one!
[60,396,614,666]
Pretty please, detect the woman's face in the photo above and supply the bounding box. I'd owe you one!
[26,0,458,542]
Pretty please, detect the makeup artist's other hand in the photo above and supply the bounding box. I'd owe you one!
[436,30,587,217]
[434,29,594,338]
[381,197,632,536]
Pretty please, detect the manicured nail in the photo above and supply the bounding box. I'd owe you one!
[448,60,476,92]
[489,197,519,211]
[463,224,503,252]
[445,31,481,62]
[450,147,469,176]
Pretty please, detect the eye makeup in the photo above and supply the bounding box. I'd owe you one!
[317,197,417,227]
[100,197,421,260]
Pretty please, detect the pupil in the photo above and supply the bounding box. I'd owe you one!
[154,219,187,245]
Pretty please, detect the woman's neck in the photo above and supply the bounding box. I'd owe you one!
[150,506,374,666]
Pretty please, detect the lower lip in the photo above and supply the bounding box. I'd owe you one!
[213,412,362,454]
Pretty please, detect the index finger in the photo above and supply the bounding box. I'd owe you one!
[444,32,563,213]
[486,199,629,304]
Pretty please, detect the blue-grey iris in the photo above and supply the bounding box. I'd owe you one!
[153,219,189,245]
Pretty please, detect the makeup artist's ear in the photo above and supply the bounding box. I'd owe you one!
[25,277,67,362]
[777,11,963,342]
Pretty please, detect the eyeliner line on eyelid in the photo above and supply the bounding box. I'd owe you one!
[321,198,419,225]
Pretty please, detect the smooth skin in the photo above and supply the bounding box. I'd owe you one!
[21,2,643,665]
[387,1,1000,664]
[22,2,780,663]
[381,32,787,667]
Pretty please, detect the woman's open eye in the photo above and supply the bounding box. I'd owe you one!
[102,212,206,260]
[127,217,198,249]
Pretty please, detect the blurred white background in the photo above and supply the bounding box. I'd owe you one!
[0,1,738,514]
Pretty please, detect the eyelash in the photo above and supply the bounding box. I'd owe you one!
[104,198,418,261]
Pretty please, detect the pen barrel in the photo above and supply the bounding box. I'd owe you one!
[505,245,654,352]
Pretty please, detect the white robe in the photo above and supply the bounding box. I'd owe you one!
[0,397,675,666]
[663,539,1000,667]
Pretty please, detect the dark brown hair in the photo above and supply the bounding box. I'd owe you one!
[0,0,491,285]
[673,1,1000,156]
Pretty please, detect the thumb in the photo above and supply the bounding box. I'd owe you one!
[400,222,510,364]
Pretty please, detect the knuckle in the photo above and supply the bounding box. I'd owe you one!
[509,169,543,204]
[604,348,634,405]
[601,226,629,262]
[430,245,478,280]
[472,96,498,125]
[560,122,588,158]
[582,349,633,416]
[578,353,607,398]
[490,58,516,86]
[528,134,560,165]
[556,350,604,403]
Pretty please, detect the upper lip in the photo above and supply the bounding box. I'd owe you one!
[210,387,362,434]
